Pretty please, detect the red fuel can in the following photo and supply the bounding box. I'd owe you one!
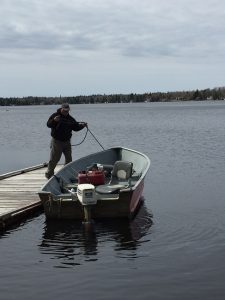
[78,170,105,185]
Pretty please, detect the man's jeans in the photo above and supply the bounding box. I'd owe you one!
[45,138,72,178]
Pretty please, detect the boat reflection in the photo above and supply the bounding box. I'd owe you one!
[39,201,153,268]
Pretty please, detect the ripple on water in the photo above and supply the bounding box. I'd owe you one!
[38,202,153,267]
[148,206,225,261]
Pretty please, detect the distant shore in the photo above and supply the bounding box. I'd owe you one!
[0,87,225,106]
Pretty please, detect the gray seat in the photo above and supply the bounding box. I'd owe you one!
[95,161,133,194]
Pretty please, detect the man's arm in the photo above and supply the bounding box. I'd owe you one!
[71,119,88,131]
[47,113,61,128]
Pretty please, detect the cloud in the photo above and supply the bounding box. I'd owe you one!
[1,0,225,63]
[0,0,225,97]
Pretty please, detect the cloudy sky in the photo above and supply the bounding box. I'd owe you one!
[0,0,225,97]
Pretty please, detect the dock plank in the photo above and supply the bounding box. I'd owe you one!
[0,164,62,230]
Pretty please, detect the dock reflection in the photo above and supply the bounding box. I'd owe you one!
[39,201,153,268]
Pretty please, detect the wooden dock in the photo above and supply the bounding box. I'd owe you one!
[0,163,61,230]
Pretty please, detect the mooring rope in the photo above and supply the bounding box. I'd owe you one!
[87,128,105,150]
[71,127,89,147]
[71,127,105,150]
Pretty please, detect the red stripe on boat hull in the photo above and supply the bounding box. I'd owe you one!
[130,179,144,213]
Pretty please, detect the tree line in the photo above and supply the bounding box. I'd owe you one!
[0,87,225,106]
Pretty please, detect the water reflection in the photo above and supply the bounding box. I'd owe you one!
[39,202,153,268]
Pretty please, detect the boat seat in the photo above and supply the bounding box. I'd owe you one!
[95,160,133,194]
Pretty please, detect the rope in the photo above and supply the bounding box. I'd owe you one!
[71,127,89,147]
[71,127,105,150]
[88,128,105,150]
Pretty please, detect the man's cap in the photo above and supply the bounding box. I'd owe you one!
[61,103,70,111]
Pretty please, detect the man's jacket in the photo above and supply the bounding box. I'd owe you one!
[47,108,84,141]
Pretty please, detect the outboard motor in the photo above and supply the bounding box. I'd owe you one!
[77,184,97,205]
[77,184,97,223]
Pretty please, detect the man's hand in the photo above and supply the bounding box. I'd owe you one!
[54,115,61,122]
[80,122,88,128]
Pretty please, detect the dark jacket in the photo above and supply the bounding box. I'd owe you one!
[47,108,84,141]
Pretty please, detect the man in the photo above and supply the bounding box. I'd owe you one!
[45,103,87,179]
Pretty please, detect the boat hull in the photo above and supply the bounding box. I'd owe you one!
[40,189,136,219]
[39,147,150,220]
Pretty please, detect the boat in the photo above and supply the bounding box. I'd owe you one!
[38,146,150,222]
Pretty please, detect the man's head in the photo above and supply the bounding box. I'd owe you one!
[61,103,70,115]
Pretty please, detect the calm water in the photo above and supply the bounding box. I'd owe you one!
[0,102,225,299]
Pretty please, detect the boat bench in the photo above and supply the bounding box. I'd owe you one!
[54,193,77,201]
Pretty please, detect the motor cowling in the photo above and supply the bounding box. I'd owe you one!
[77,184,97,205]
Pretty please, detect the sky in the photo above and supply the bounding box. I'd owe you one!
[0,0,225,97]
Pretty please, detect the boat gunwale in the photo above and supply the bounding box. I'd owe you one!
[40,146,150,194]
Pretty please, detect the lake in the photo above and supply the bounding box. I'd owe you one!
[0,101,225,299]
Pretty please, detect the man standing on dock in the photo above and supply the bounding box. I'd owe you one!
[45,103,87,179]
